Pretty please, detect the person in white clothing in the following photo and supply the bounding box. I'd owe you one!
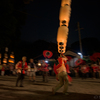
[29,59,37,82]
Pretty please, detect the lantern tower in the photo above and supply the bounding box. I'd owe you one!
[3,47,8,64]
[57,0,72,54]
[9,52,15,64]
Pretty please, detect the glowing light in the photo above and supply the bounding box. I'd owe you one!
[57,0,72,54]
[78,52,83,58]
[3,58,7,64]
[45,60,48,63]
[38,63,41,66]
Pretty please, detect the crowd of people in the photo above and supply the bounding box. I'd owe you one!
[0,63,15,76]
[69,63,100,79]
[0,55,100,95]
[0,56,50,87]
[0,59,100,80]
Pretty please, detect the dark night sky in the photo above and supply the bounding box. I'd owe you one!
[21,0,100,46]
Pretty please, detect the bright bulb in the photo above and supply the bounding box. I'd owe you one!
[78,52,83,58]
[78,52,82,55]
[45,60,48,63]
[38,63,41,66]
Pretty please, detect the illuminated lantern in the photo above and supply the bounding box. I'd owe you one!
[3,58,7,64]
[59,5,71,27]
[57,26,68,53]
[61,0,71,7]
[0,53,1,58]
[10,54,14,59]
[57,26,69,42]
[9,59,14,64]
[4,53,8,58]
[57,0,71,54]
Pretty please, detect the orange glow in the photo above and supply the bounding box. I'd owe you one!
[10,54,14,58]
[3,58,7,64]
[38,63,41,66]
[9,59,14,63]
[57,0,71,54]
[57,26,68,53]
[59,6,71,27]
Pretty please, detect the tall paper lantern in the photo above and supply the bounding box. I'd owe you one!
[57,0,71,54]
[59,5,71,27]
[57,26,68,53]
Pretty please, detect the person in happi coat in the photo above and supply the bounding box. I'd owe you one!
[15,56,28,87]
[41,60,49,82]
[52,54,69,95]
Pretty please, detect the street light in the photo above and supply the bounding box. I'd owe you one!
[45,60,48,63]
[78,52,83,59]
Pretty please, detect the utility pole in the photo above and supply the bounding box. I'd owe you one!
[76,22,83,56]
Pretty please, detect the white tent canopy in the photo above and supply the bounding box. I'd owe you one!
[65,50,80,58]
[65,50,80,67]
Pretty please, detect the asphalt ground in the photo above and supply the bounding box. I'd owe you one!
[0,76,100,100]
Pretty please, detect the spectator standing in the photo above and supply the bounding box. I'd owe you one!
[94,64,99,78]
[5,64,10,76]
[81,65,87,79]
[48,66,52,76]
[9,63,14,76]
[92,64,99,79]
[15,56,28,87]
[1,64,5,76]
[41,60,49,82]
[27,64,30,76]
[29,59,37,82]
[86,65,90,78]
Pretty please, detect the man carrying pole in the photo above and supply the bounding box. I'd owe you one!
[52,54,69,95]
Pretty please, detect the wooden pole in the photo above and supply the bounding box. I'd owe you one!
[76,22,84,56]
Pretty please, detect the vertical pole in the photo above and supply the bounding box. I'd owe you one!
[77,22,83,56]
